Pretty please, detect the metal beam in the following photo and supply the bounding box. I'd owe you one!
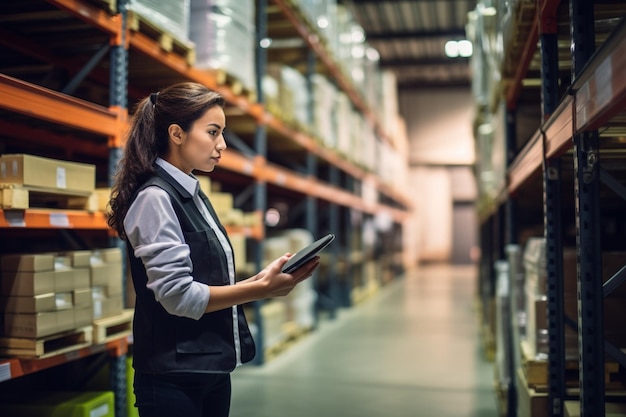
[367,28,466,41]
[397,79,471,89]
[350,0,475,3]
[380,57,469,67]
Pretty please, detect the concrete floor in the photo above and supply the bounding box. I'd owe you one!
[230,264,498,417]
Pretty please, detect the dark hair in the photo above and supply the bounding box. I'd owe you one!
[108,82,225,238]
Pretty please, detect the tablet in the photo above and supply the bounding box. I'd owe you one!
[281,233,335,273]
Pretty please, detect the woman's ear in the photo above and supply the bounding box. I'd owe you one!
[168,124,184,145]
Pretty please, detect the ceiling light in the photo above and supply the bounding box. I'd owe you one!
[458,40,473,57]
[445,40,460,58]
[445,40,473,58]
[366,47,380,61]
[259,38,272,48]
[317,16,329,29]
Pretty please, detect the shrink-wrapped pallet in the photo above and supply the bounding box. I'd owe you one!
[189,0,256,94]
[129,0,191,44]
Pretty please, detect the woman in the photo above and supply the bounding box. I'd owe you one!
[108,82,319,417]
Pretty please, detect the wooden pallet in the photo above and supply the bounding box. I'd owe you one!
[127,10,196,65]
[204,68,257,102]
[0,326,93,359]
[84,0,116,14]
[0,184,97,211]
[92,309,133,344]
[520,340,621,391]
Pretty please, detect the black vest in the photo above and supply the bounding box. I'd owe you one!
[128,166,256,373]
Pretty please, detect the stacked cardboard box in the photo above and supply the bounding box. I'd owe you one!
[0,247,124,340]
[1,253,76,338]
[0,154,95,194]
[90,248,124,320]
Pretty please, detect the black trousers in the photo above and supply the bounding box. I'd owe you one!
[134,371,231,417]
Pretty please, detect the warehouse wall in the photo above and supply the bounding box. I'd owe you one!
[398,88,477,263]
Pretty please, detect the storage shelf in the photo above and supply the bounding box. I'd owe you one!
[0,209,108,229]
[128,22,412,212]
[507,20,626,194]
[0,74,122,138]
[0,336,129,383]
[269,0,393,148]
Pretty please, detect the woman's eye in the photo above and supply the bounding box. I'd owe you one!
[208,130,218,136]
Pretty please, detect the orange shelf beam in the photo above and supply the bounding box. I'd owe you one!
[573,20,626,132]
[0,209,108,229]
[544,97,574,159]
[507,130,543,194]
[129,21,411,215]
[46,0,121,38]
[0,74,120,137]
[0,336,128,382]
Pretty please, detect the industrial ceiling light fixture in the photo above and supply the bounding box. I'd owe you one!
[445,40,473,58]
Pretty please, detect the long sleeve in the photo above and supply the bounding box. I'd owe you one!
[124,186,210,320]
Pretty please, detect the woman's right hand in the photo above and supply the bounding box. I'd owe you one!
[255,253,320,298]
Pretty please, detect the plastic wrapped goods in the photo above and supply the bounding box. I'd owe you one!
[189,0,256,93]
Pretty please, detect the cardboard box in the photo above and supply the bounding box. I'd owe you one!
[208,192,234,218]
[55,267,76,292]
[73,288,92,307]
[93,295,124,320]
[1,270,55,296]
[0,391,114,417]
[0,154,95,193]
[74,268,90,288]
[4,311,57,338]
[0,293,56,313]
[100,247,122,263]
[0,253,54,272]
[57,308,75,333]
[90,262,122,288]
[74,305,94,328]
[55,292,74,310]
[516,367,548,417]
[60,250,92,268]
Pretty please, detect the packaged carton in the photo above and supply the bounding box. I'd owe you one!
[1,270,55,296]
[0,293,56,313]
[4,311,57,338]
[0,154,95,193]
[0,253,54,272]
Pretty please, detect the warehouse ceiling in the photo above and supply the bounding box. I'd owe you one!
[344,0,478,89]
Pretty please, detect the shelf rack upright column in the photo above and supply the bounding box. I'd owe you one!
[252,0,269,366]
[539,3,567,416]
[108,1,130,415]
[570,1,605,415]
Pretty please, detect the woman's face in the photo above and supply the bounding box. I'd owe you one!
[168,105,227,174]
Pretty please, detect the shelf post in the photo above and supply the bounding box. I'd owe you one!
[539,8,566,416]
[570,1,604,415]
[108,1,129,416]
[504,106,518,417]
[251,0,268,366]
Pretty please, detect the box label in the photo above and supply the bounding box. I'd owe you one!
[56,166,67,189]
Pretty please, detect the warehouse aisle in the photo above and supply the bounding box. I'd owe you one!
[229,264,498,417]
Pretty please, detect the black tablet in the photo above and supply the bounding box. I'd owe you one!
[281,233,335,273]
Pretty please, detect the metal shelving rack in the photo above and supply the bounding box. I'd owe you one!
[479,1,626,416]
[0,0,412,410]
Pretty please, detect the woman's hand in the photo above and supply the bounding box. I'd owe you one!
[255,253,320,298]
[206,254,320,313]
